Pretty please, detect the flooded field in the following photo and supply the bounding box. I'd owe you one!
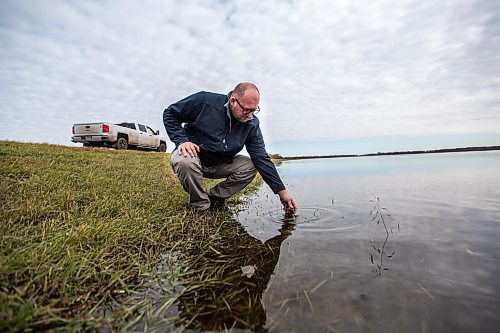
[236,151,500,332]
[123,151,500,332]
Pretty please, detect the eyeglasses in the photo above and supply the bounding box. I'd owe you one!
[235,98,260,115]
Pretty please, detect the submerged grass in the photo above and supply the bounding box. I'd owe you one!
[0,141,262,331]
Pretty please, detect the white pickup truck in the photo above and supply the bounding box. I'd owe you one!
[72,122,167,152]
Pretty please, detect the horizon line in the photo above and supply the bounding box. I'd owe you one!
[277,145,500,160]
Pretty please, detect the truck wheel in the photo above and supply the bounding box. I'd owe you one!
[158,142,167,152]
[116,138,128,150]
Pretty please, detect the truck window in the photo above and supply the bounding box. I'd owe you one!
[146,127,156,135]
[117,122,136,130]
[138,124,147,132]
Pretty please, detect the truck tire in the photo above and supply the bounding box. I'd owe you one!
[116,137,128,150]
[158,142,167,152]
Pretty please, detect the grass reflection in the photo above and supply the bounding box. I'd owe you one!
[173,214,295,332]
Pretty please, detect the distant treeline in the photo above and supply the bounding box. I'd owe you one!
[276,145,500,161]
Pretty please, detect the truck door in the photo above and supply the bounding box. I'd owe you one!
[137,124,152,147]
[125,123,139,145]
[146,126,160,148]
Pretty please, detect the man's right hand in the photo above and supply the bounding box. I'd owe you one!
[178,142,200,157]
[277,189,297,215]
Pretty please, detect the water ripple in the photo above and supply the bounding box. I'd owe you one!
[267,207,367,232]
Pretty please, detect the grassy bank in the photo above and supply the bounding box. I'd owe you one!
[0,141,261,331]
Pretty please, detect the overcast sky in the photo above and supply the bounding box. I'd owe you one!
[1,0,499,155]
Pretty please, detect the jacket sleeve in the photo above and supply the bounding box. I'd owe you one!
[163,91,205,147]
[245,125,286,194]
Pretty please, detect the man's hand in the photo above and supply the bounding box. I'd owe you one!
[278,190,297,214]
[178,142,200,157]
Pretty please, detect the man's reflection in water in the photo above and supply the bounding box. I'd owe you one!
[174,217,295,332]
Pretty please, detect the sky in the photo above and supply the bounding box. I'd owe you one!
[1,0,499,156]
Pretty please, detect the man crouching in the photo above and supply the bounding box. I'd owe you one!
[163,82,297,216]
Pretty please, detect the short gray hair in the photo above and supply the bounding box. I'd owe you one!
[232,82,260,97]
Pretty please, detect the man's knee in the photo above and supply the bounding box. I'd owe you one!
[237,156,257,179]
[176,156,198,169]
[170,151,202,175]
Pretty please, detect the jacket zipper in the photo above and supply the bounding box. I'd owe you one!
[223,108,232,151]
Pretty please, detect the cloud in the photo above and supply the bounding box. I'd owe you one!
[0,0,499,151]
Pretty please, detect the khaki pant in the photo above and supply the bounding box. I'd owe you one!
[170,149,257,211]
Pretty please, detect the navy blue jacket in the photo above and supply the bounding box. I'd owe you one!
[163,91,285,193]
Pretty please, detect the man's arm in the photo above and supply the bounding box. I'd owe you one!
[163,92,205,157]
[163,91,206,146]
[246,126,297,214]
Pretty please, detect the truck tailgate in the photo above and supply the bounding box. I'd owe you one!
[73,123,107,135]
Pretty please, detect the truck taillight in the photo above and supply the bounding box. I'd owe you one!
[72,126,75,134]
[103,124,109,133]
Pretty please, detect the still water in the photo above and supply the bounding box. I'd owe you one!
[133,151,500,332]
[235,151,500,332]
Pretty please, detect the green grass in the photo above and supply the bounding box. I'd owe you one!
[0,141,262,331]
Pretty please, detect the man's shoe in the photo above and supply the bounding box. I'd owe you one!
[195,208,213,218]
[208,194,226,210]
